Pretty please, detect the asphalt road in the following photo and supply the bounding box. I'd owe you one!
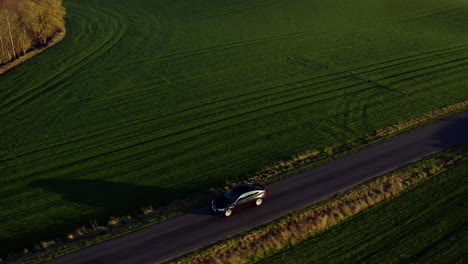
[47,112,468,264]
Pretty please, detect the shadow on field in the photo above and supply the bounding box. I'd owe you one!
[31,178,176,216]
[0,179,184,257]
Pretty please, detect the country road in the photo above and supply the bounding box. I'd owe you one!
[47,112,468,264]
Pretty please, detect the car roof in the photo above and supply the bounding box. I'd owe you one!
[231,184,264,194]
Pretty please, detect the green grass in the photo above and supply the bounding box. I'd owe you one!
[255,158,468,264]
[0,0,468,255]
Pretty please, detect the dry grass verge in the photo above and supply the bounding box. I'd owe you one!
[229,101,468,189]
[0,28,66,75]
[376,101,468,136]
[171,146,467,264]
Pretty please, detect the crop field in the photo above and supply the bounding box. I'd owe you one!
[0,0,467,255]
[256,157,468,264]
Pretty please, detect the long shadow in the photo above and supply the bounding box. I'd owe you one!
[32,178,219,216]
[31,178,177,216]
[0,179,184,257]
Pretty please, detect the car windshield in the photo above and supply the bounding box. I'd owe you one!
[224,190,240,201]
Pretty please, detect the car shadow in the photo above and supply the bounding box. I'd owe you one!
[432,114,468,149]
[189,206,217,216]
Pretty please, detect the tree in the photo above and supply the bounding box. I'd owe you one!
[0,0,65,64]
[18,0,65,44]
[1,0,16,58]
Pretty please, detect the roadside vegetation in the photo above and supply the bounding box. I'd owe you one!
[172,143,467,264]
[255,154,468,264]
[0,0,65,65]
[235,101,467,187]
[1,0,468,258]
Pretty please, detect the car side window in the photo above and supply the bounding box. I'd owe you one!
[239,191,257,201]
[238,193,248,201]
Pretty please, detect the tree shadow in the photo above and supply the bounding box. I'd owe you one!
[0,179,185,257]
[31,178,176,217]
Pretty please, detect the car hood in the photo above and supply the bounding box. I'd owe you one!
[213,196,234,209]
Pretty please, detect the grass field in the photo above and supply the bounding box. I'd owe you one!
[255,156,468,264]
[0,0,468,255]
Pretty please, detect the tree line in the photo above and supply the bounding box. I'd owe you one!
[0,0,65,65]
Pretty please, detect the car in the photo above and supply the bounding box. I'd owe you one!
[211,183,267,216]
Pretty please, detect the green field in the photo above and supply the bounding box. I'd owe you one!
[255,157,468,264]
[1,0,468,255]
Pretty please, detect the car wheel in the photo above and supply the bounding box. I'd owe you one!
[224,209,232,217]
[255,198,263,206]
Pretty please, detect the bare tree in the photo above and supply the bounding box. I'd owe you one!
[1,0,16,58]
[0,0,65,64]
[0,35,7,63]
[0,9,11,63]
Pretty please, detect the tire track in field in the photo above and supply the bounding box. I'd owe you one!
[396,66,468,97]
[2,46,466,175]
[92,86,381,161]
[123,40,468,99]
[5,50,465,183]
[395,4,468,23]
[0,3,129,117]
[1,70,375,180]
[180,0,282,22]
[123,30,313,68]
[107,52,468,147]
[3,76,444,180]
[357,57,468,96]
[325,47,468,95]
[5,84,383,184]
[351,46,468,76]
[144,45,468,120]
[385,58,468,85]
[2,45,465,167]
[156,45,468,116]
[109,51,468,138]
[0,77,365,179]
[124,4,468,69]
[180,1,467,24]
[10,44,468,146]
[3,63,404,182]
